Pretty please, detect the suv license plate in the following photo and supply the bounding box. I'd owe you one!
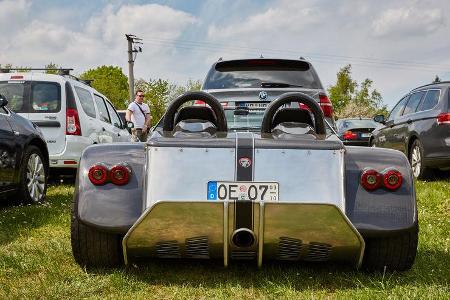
[361,133,371,138]
[207,181,279,201]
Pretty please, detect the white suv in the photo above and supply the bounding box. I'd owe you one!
[0,71,130,172]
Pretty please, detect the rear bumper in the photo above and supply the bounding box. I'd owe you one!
[49,136,93,168]
[123,201,365,268]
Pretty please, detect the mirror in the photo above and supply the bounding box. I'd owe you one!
[373,114,385,124]
[0,94,8,108]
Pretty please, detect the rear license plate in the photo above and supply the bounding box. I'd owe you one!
[238,102,269,109]
[207,181,279,201]
[360,133,371,138]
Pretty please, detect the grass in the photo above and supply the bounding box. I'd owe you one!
[0,180,449,299]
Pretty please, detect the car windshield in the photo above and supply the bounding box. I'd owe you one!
[203,59,321,90]
[336,119,378,131]
[225,109,264,130]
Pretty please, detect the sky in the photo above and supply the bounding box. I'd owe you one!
[1,0,449,108]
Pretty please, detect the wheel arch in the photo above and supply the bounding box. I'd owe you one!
[406,133,419,158]
[28,137,49,169]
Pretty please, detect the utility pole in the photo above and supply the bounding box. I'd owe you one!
[125,34,143,102]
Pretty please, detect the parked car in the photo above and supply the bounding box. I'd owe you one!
[371,81,450,178]
[0,70,130,175]
[0,94,49,203]
[201,58,336,130]
[71,91,417,272]
[336,118,379,146]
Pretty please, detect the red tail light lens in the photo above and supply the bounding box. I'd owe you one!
[66,108,81,135]
[319,94,333,118]
[10,75,24,80]
[110,165,131,185]
[343,130,358,140]
[88,164,108,185]
[437,113,450,125]
[299,103,312,111]
[194,100,206,106]
[361,169,382,191]
[383,169,403,191]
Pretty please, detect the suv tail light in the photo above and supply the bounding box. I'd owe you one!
[383,169,403,191]
[194,100,206,106]
[88,164,108,185]
[319,94,333,118]
[110,165,131,185]
[343,130,357,140]
[66,108,81,135]
[360,169,382,191]
[437,113,450,125]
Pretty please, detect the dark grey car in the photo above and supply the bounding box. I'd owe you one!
[371,81,450,178]
[201,58,336,130]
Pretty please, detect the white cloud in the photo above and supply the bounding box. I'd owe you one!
[1,2,197,80]
[372,7,444,38]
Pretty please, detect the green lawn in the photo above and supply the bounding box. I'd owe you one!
[0,180,449,299]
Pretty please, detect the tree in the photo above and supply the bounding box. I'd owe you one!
[80,66,129,109]
[45,62,60,74]
[328,64,387,119]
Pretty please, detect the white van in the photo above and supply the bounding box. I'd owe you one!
[0,71,130,172]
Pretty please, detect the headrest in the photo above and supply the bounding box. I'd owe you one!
[174,106,218,127]
[272,108,314,129]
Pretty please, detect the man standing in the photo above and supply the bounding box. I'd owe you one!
[126,90,151,142]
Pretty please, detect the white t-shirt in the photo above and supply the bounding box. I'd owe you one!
[127,101,150,129]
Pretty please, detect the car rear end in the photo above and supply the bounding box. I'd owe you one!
[336,119,378,146]
[201,59,336,130]
[424,86,450,169]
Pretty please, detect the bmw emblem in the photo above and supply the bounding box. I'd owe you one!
[259,91,268,100]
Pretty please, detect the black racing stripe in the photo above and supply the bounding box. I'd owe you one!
[235,132,254,230]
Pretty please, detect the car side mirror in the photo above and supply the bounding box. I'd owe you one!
[0,94,8,108]
[373,114,385,124]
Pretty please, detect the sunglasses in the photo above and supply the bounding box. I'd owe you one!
[137,95,145,98]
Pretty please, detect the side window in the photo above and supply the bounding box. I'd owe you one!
[402,91,425,116]
[105,100,122,128]
[31,82,61,112]
[387,96,409,121]
[93,95,111,123]
[419,90,440,111]
[74,86,96,118]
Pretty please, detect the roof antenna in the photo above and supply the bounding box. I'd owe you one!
[299,56,305,60]
[218,57,223,61]
[260,54,264,58]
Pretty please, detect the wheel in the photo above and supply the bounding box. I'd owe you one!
[409,139,433,179]
[15,145,48,204]
[71,199,122,268]
[363,225,418,272]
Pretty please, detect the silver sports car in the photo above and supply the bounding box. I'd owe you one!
[71,91,418,271]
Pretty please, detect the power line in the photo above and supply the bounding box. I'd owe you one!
[141,36,450,73]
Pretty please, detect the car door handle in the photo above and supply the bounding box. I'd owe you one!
[117,133,121,136]
[407,119,412,124]
[102,127,106,132]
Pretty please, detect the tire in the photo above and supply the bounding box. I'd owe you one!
[362,225,418,272]
[409,139,433,179]
[71,199,122,268]
[15,145,48,204]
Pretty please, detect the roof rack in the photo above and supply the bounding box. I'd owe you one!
[0,68,93,87]
[0,68,74,75]
[412,80,450,91]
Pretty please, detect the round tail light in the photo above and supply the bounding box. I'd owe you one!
[383,169,402,190]
[110,165,131,185]
[88,164,108,185]
[361,169,382,191]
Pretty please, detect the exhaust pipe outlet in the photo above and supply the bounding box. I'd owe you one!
[231,228,256,248]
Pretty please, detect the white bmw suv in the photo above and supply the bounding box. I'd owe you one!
[0,71,130,174]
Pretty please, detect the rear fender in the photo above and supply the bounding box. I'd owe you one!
[74,143,146,233]
[344,146,417,237]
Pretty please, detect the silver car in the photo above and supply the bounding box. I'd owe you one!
[71,91,418,272]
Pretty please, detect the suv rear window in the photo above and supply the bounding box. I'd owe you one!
[0,81,61,113]
[203,59,322,89]
[0,81,25,112]
[419,89,440,111]
[31,82,61,112]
